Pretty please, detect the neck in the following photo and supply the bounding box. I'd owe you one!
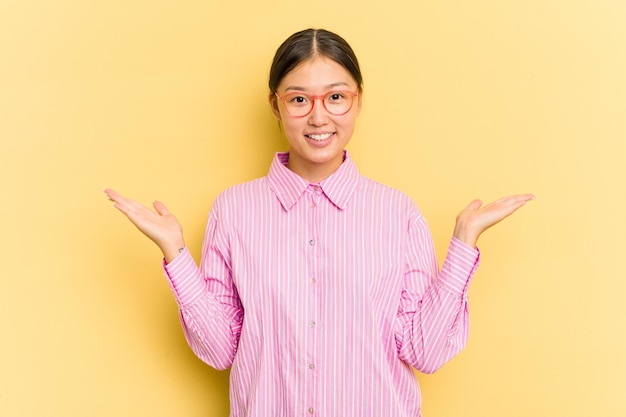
[286,153,344,183]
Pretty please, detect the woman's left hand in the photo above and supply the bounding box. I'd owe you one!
[453,194,535,248]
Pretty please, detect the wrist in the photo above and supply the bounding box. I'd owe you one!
[453,224,478,249]
[161,239,186,264]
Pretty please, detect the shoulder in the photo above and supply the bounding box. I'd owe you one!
[359,175,419,208]
[211,176,270,214]
[350,175,424,225]
[218,176,268,198]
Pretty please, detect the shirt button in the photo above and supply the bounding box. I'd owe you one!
[309,239,315,245]
[309,321,316,328]
[310,277,316,284]
[308,407,315,414]
[309,363,315,369]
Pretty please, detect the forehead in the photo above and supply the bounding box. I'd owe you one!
[278,56,356,92]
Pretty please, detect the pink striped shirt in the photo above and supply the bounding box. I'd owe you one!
[164,152,479,417]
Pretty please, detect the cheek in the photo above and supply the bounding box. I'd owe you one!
[338,116,358,132]
[281,117,303,132]
[280,120,303,143]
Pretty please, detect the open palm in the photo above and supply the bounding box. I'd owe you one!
[454,194,535,248]
[104,189,185,262]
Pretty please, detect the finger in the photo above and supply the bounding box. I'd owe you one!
[107,191,151,215]
[490,195,536,220]
[104,188,134,206]
[519,193,537,203]
[104,188,120,202]
[465,199,483,211]
[485,194,535,209]
[501,194,536,210]
[104,189,133,215]
[105,191,152,221]
[112,201,133,217]
[153,200,170,216]
[507,193,535,202]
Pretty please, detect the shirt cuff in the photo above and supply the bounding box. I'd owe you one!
[438,236,480,298]
[162,248,205,307]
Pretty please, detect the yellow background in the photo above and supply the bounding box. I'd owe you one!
[1,0,625,416]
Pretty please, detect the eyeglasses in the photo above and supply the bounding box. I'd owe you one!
[275,90,359,118]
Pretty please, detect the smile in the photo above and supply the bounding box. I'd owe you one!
[306,133,334,141]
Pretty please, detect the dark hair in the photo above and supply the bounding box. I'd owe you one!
[269,29,363,94]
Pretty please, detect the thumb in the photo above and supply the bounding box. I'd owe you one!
[152,200,170,216]
[465,199,483,211]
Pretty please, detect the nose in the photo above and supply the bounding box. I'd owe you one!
[308,98,329,126]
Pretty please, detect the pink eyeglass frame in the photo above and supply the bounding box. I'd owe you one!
[274,90,360,118]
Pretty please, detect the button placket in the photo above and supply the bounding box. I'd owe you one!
[305,184,321,415]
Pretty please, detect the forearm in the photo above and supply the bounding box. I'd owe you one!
[397,285,469,373]
[178,297,242,370]
[164,249,242,369]
[398,237,479,373]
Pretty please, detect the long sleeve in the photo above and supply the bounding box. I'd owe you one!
[163,203,243,370]
[395,214,480,374]
[156,152,482,416]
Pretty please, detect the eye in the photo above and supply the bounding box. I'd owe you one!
[327,92,348,102]
[287,94,309,105]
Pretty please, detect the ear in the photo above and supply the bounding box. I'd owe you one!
[355,91,363,117]
[268,93,281,120]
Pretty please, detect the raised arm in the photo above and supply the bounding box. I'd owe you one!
[396,193,534,373]
[104,188,242,369]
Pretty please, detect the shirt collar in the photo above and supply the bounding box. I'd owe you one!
[267,151,361,211]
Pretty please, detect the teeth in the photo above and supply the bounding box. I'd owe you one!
[308,133,333,141]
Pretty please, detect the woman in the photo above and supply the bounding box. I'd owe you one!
[105,28,533,417]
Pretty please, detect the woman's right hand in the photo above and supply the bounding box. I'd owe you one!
[104,189,186,263]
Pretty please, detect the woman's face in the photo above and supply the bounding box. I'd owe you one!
[270,56,361,182]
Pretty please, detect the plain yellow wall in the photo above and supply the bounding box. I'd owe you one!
[1,0,625,416]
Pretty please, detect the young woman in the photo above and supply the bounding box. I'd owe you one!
[105,28,534,417]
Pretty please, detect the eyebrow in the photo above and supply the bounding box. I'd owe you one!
[284,82,352,92]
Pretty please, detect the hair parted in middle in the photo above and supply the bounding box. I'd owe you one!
[268,28,363,94]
